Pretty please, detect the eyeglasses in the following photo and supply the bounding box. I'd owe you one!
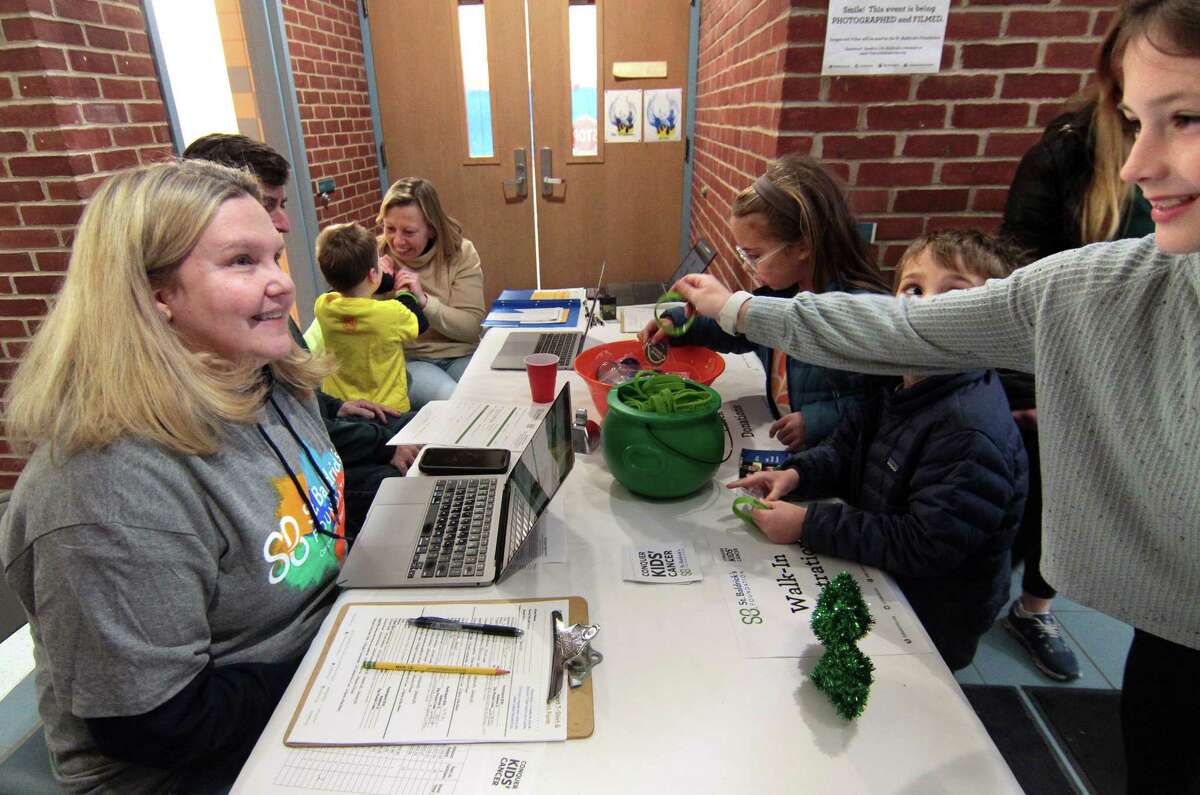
[734,244,787,270]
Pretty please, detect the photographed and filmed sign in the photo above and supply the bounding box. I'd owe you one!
[822,0,950,75]
[707,529,932,658]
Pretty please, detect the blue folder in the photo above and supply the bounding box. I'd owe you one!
[481,299,581,329]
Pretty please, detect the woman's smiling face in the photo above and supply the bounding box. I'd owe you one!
[382,204,435,262]
[155,195,294,366]
[1118,34,1200,254]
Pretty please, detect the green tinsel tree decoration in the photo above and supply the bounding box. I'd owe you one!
[810,572,875,720]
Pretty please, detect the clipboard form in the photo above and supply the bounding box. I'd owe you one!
[284,597,595,747]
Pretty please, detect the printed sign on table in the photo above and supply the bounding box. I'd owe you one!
[707,528,932,658]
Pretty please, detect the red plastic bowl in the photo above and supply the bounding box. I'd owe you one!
[573,339,726,418]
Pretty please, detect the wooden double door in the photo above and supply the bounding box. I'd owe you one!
[367,0,692,303]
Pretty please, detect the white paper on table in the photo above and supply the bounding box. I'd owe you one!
[706,529,931,658]
[618,305,655,333]
[490,308,567,324]
[285,601,567,746]
[511,499,569,567]
[232,743,545,794]
[619,302,683,334]
[389,400,547,451]
[621,542,703,583]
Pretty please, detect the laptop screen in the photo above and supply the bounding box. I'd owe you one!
[502,386,574,562]
[668,239,716,285]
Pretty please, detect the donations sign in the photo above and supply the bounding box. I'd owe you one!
[822,0,950,76]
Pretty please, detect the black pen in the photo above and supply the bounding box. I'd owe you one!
[408,616,524,637]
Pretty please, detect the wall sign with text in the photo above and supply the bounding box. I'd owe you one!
[822,0,951,75]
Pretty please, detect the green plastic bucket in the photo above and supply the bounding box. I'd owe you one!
[602,379,725,498]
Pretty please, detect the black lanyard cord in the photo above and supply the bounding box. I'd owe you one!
[257,392,346,547]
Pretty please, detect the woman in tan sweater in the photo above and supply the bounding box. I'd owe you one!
[377,177,485,407]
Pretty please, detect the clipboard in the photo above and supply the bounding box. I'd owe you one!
[284,596,593,745]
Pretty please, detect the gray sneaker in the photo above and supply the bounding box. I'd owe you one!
[1001,600,1081,681]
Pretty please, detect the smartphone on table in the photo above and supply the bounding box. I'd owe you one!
[417,447,511,475]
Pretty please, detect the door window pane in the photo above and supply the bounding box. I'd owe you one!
[458,2,494,158]
[568,1,597,157]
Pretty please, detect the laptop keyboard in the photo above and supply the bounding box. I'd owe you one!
[533,333,577,364]
[409,479,497,579]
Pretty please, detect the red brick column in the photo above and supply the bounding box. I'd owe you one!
[0,0,173,486]
[281,0,380,228]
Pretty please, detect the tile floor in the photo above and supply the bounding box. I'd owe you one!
[955,566,1134,795]
[954,566,1134,691]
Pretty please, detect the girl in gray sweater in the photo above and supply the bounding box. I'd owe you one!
[675,2,1199,791]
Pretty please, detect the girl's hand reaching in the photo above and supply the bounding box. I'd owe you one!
[672,273,733,318]
[637,316,673,346]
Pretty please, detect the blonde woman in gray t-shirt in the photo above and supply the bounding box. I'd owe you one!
[1,160,344,793]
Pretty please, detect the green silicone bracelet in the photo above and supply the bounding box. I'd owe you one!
[732,495,771,525]
[654,291,696,337]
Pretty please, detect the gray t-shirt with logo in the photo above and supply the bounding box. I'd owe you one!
[0,384,345,793]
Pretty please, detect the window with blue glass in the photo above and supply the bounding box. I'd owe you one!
[457,2,494,158]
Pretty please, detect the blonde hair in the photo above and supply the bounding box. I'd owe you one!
[376,177,464,263]
[5,159,329,457]
[317,222,376,292]
[1080,85,1135,244]
[732,154,889,295]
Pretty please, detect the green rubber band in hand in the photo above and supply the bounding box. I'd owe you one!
[732,495,771,525]
[654,291,696,337]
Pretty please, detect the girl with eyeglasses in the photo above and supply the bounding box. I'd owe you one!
[640,153,891,451]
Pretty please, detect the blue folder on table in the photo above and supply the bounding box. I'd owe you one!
[482,299,581,329]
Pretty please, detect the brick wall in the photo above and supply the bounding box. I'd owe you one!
[281,0,380,228]
[0,0,173,488]
[690,0,1119,292]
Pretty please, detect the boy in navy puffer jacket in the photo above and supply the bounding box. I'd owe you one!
[728,230,1028,670]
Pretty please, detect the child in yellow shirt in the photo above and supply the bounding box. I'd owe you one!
[314,223,428,411]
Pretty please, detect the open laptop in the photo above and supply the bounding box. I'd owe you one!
[338,385,574,588]
[489,264,605,371]
[608,238,716,306]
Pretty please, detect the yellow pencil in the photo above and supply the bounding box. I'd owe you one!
[362,661,510,676]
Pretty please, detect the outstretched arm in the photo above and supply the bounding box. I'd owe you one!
[673,269,1041,377]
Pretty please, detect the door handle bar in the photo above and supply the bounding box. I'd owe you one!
[540,146,564,197]
[503,148,527,198]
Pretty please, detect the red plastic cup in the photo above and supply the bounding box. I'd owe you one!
[524,353,559,403]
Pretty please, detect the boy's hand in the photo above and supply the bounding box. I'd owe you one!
[390,444,422,474]
[672,273,732,318]
[377,256,399,277]
[394,269,427,307]
[769,411,805,451]
[750,500,807,544]
[727,468,799,501]
[338,399,402,422]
